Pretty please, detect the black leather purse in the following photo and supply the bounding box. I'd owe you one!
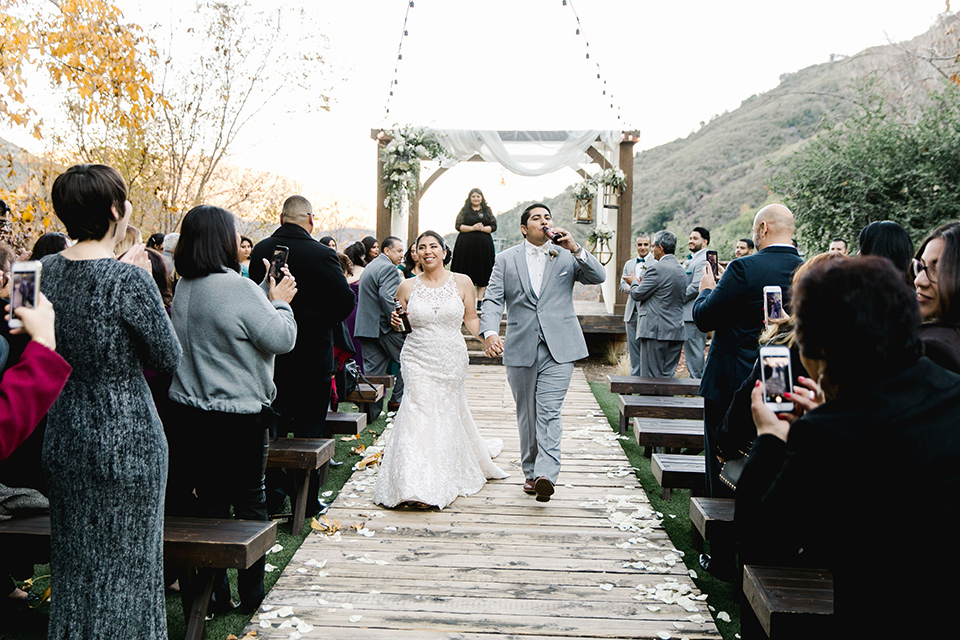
[342,359,377,400]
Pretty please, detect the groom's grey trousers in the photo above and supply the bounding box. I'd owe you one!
[506,340,574,483]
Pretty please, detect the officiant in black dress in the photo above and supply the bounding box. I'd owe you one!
[451,188,497,307]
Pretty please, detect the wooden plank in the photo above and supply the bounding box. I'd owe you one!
[652,453,706,491]
[344,383,384,404]
[634,417,704,449]
[689,497,735,548]
[266,438,335,470]
[607,375,701,395]
[619,395,704,434]
[364,374,395,389]
[243,366,719,639]
[743,565,834,639]
[326,411,367,435]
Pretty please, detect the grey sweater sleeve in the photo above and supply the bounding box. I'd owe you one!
[241,279,298,355]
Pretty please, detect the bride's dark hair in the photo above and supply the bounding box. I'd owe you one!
[416,230,452,266]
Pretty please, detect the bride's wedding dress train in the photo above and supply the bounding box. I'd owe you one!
[373,274,508,509]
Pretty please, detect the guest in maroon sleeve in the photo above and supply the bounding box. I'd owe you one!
[0,292,71,460]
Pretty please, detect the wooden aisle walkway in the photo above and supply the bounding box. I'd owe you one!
[244,366,721,639]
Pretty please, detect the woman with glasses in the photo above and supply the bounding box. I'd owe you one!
[913,221,960,373]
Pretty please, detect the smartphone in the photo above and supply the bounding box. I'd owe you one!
[9,261,42,329]
[706,250,719,279]
[764,285,785,324]
[269,245,289,281]
[760,345,794,413]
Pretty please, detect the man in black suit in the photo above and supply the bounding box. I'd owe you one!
[693,204,803,499]
[250,195,355,516]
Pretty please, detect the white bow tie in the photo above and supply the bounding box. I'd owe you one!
[526,243,551,256]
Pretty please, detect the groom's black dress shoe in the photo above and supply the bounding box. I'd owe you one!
[523,478,536,495]
[534,477,555,502]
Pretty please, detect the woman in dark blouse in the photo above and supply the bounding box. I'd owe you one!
[912,221,960,372]
[450,188,497,306]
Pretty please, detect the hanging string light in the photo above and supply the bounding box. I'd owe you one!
[382,1,415,123]
[564,0,623,123]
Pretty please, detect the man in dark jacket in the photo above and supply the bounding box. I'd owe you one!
[250,195,355,517]
[693,204,803,499]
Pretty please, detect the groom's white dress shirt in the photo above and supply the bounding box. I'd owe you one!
[525,240,551,297]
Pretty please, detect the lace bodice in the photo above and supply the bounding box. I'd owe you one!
[406,274,464,333]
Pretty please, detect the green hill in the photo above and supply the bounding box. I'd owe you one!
[492,15,959,259]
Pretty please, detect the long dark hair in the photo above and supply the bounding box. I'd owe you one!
[361,236,378,263]
[30,232,69,260]
[344,241,366,268]
[175,205,241,279]
[459,188,494,222]
[858,220,913,278]
[146,248,173,308]
[915,221,960,324]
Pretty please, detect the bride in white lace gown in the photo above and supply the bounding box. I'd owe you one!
[373,231,508,509]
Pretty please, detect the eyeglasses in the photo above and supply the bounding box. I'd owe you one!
[911,258,938,283]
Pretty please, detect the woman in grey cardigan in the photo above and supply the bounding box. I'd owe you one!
[167,205,297,614]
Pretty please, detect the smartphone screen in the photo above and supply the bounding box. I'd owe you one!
[760,348,794,412]
[269,246,289,281]
[706,250,719,279]
[10,265,40,328]
[765,288,785,322]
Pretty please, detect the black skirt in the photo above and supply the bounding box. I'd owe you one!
[451,230,495,287]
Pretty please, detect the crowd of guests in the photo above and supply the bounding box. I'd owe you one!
[616,205,960,636]
[2,161,958,637]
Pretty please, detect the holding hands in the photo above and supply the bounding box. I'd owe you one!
[483,334,504,358]
[749,375,824,442]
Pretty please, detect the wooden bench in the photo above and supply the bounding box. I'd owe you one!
[618,395,703,435]
[345,383,384,421]
[266,438,335,530]
[742,565,834,639]
[607,375,701,396]
[326,410,367,435]
[364,374,395,390]
[0,515,277,640]
[651,453,706,499]
[634,417,704,455]
[689,496,735,554]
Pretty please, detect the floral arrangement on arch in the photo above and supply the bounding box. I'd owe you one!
[380,126,449,214]
[596,167,627,192]
[588,222,615,245]
[572,180,598,202]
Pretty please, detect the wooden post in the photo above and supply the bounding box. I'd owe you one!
[407,182,420,246]
[374,132,391,243]
[615,131,641,316]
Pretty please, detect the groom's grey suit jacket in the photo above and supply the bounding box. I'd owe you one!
[480,243,606,367]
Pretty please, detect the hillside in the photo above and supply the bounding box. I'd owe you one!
[493,14,960,259]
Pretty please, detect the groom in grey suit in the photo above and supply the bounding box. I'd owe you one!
[480,203,606,502]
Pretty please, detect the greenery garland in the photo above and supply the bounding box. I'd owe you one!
[380,126,449,214]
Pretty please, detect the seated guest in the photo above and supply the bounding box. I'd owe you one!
[29,232,69,260]
[167,204,297,614]
[857,219,913,282]
[912,221,960,372]
[736,257,960,638]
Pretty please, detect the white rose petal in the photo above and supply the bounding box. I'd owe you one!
[349,615,363,622]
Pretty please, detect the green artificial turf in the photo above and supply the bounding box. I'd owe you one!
[588,381,740,640]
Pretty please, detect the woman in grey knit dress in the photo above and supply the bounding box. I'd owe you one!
[40,164,181,639]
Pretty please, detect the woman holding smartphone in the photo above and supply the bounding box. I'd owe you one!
[40,164,182,639]
[167,205,297,614]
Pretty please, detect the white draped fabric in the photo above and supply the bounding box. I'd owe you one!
[434,130,620,177]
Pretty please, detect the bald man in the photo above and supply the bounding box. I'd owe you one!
[693,205,803,494]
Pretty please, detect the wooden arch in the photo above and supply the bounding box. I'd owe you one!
[371,129,640,314]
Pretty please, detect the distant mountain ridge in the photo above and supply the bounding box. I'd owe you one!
[493,15,959,259]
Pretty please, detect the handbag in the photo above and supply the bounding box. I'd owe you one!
[342,359,377,401]
[719,457,747,492]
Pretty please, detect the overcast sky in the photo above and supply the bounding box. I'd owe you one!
[3,1,951,235]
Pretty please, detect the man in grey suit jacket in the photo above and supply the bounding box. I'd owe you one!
[354,236,405,416]
[627,230,687,378]
[682,227,710,378]
[619,234,651,376]
[480,203,605,502]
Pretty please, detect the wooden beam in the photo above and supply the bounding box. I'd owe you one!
[376,137,390,243]
[586,146,612,170]
[407,181,420,246]
[615,133,640,315]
